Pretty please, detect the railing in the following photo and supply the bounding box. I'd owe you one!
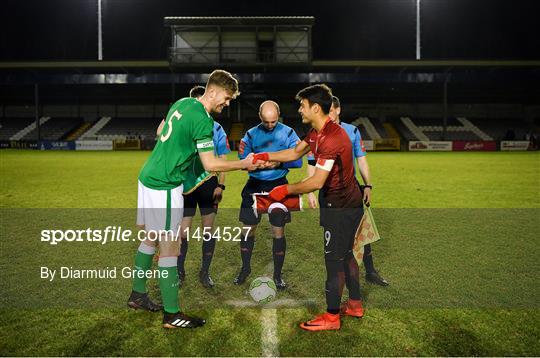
[169,47,311,65]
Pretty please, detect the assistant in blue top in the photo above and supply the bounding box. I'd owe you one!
[307,121,366,162]
[213,122,231,156]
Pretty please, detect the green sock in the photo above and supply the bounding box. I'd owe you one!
[158,257,180,314]
[132,243,155,293]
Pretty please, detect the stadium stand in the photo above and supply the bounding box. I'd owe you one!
[391,117,420,141]
[413,117,462,127]
[382,122,400,139]
[94,117,162,140]
[2,111,536,148]
[370,118,389,138]
[422,131,482,141]
[0,118,36,140]
[388,116,495,141]
[455,117,492,140]
[400,117,429,141]
[352,117,382,139]
[470,117,535,141]
[9,117,50,140]
[355,123,372,140]
[65,121,96,141]
[20,117,83,141]
[80,117,112,139]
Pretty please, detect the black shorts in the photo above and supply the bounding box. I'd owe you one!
[239,177,291,227]
[183,176,219,217]
[320,206,363,261]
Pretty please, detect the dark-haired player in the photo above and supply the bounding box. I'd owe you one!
[307,95,388,286]
[253,84,364,331]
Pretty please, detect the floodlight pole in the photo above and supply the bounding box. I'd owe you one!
[171,81,176,103]
[442,76,448,140]
[98,0,103,61]
[416,0,421,60]
[35,84,40,142]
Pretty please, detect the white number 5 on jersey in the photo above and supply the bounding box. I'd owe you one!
[160,110,182,142]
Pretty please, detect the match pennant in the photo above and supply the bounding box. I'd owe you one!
[251,193,303,218]
[352,206,382,264]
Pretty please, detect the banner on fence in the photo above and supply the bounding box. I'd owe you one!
[500,141,530,151]
[409,141,452,151]
[113,139,141,151]
[452,141,497,151]
[374,138,400,151]
[9,141,38,149]
[75,140,113,151]
[39,141,75,150]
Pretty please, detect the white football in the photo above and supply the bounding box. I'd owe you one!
[249,276,277,304]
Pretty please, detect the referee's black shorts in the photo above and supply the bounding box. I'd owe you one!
[239,176,291,227]
[183,176,219,217]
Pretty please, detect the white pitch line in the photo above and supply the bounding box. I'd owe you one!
[227,255,304,358]
[225,298,315,309]
[224,299,259,307]
[265,298,317,308]
[226,299,279,356]
[261,308,279,357]
[226,298,317,358]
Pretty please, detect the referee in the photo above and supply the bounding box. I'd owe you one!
[234,100,302,289]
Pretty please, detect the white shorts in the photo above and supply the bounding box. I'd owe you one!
[136,180,184,233]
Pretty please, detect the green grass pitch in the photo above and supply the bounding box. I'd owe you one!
[0,149,539,356]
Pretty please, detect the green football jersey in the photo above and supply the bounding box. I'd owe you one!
[138,98,214,190]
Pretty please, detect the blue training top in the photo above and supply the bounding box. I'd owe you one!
[239,122,302,181]
[213,122,231,156]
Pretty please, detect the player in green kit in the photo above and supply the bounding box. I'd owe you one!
[128,69,258,329]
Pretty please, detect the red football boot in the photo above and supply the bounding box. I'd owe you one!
[299,312,341,331]
[340,299,364,318]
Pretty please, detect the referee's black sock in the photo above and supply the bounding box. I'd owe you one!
[363,244,376,274]
[177,237,188,275]
[240,235,255,272]
[201,233,216,272]
[272,236,286,279]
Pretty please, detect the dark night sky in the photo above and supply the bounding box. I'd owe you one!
[1,0,538,61]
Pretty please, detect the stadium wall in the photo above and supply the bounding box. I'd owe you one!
[341,103,538,123]
[3,103,538,122]
[2,104,171,120]
[3,139,537,152]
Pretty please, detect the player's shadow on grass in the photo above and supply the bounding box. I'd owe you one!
[305,299,320,315]
[427,315,487,356]
[62,310,144,356]
[359,279,374,306]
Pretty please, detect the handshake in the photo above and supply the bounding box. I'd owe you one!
[242,152,278,171]
[241,152,290,201]
[251,152,271,166]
